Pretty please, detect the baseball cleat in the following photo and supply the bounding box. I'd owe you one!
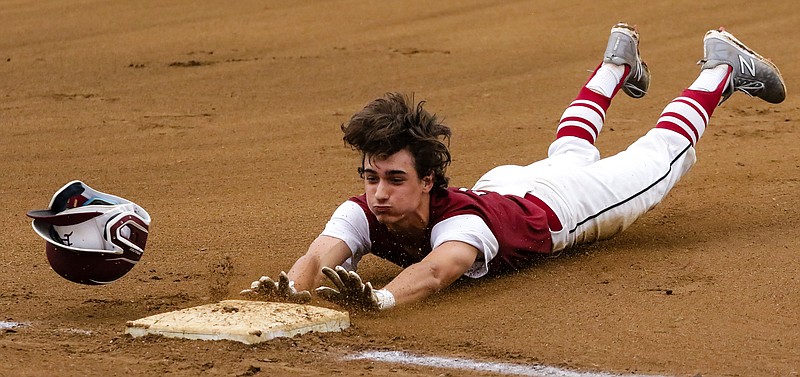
[604,22,650,98]
[700,28,786,104]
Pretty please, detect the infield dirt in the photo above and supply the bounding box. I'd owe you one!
[2,1,799,376]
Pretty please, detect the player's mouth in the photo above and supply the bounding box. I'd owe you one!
[371,205,392,215]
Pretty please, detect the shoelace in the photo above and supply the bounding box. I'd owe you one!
[623,60,648,97]
[623,83,647,97]
[718,76,766,105]
[733,78,765,97]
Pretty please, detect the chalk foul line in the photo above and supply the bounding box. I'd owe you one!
[345,350,669,377]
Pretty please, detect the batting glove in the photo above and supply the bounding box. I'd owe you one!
[315,266,395,312]
[239,271,312,304]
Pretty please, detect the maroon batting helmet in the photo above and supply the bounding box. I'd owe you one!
[27,180,152,285]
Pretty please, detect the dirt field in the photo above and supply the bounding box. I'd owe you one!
[2,1,798,376]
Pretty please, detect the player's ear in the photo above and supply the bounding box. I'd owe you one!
[422,174,434,192]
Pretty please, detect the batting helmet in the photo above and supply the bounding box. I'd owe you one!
[27,180,152,285]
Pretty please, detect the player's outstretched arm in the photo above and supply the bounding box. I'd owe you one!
[287,235,353,291]
[316,241,479,311]
[240,235,352,303]
[384,241,479,306]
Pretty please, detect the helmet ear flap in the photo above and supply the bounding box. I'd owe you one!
[27,181,151,285]
[107,211,150,255]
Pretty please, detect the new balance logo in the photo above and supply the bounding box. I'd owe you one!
[739,54,756,76]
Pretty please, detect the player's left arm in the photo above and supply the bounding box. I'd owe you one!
[383,241,479,306]
[316,240,478,311]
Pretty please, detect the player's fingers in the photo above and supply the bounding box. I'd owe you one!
[256,276,278,295]
[346,270,365,292]
[347,270,363,285]
[334,266,362,293]
[290,290,312,304]
[241,288,274,302]
[258,276,277,287]
[322,266,346,291]
[315,286,344,305]
[277,271,291,295]
[333,266,354,287]
[336,266,353,294]
[363,281,375,303]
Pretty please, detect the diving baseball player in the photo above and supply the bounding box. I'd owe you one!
[241,23,786,312]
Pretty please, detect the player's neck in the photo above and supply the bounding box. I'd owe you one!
[386,196,430,238]
[387,222,427,240]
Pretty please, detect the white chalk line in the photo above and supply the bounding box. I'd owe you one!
[0,321,25,330]
[345,350,669,377]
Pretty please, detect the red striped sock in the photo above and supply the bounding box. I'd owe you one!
[556,64,630,144]
[656,68,730,145]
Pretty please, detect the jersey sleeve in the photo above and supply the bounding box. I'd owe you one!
[430,214,499,279]
[319,201,371,271]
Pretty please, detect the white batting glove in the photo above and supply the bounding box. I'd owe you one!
[315,266,395,312]
[240,271,312,304]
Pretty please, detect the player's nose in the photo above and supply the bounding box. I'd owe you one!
[374,180,391,200]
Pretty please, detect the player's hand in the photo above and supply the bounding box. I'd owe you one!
[315,266,394,312]
[240,271,312,304]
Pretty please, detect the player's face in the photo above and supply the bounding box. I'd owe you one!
[362,149,432,230]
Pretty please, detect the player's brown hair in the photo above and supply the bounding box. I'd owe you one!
[341,92,452,191]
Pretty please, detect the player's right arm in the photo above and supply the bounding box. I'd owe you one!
[240,235,352,302]
[286,235,352,292]
[241,200,366,302]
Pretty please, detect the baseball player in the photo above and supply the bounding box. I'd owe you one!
[242,23,785,312]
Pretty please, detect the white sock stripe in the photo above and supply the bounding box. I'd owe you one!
[570,99,606,119]
[559,106,604,128]
[660,101,707,135]
[657,115,698,144]
[557,121,598,141]
[675,96,709,124]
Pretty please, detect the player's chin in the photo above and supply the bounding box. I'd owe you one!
[372,211,399,225]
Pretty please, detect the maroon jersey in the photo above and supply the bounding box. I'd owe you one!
[349,187,554,274]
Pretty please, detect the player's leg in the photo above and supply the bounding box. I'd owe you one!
[555,23,649,146]
[473,23,650,196]
[540,28,785,251]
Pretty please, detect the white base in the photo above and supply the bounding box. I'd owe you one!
[125,300,349,344]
